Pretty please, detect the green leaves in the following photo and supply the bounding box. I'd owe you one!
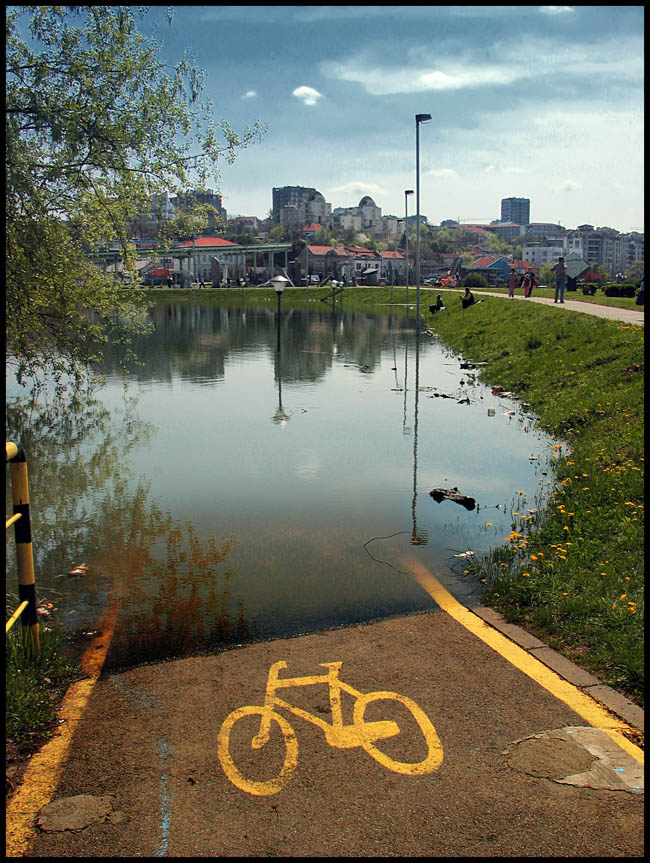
[6,6,264,385]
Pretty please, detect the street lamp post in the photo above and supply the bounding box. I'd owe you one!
[415,113,431,332]
[404,189,414,310]
[271,274,288,352]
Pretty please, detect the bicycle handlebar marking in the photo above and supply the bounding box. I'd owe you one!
[217,660,443,796]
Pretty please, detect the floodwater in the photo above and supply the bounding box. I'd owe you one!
[6,294,560,671]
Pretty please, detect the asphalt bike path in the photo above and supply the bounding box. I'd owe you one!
[6,301,644,858]
[8,567,643,857]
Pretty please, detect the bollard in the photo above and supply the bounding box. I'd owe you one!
[6,442,39,653]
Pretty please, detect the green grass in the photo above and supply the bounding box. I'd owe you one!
[6,617,79,756]
[424,291,644,705]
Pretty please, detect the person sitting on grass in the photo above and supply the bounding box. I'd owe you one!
[429,293,445,314]
[461,287,475,309]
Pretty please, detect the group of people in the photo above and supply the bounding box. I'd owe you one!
[507,268,538,299]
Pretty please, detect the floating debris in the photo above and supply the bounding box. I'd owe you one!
[430,487,476,511]
[67,563,88,578]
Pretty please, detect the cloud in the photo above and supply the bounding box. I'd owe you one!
[241,90,257,100]
[327,181,386,202]
[321,34,642,97]
[322,55,525,96]
[292,85,323,106]
[426,168,458,179]
[539,6,574,15]
[552,180,583,192]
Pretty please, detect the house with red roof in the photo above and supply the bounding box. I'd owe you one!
[173,236,292,286]
[464,255,512,285]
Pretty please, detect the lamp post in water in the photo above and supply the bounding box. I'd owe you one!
[415,113,431,332]
[404,189,414,312]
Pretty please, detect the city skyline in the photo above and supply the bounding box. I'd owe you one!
[141,6,644,233]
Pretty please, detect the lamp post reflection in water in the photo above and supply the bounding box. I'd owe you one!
[410,332,427,546]
[272,274,288,353]
[271,275,290,425]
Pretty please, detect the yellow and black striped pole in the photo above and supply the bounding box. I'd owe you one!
[6,442,39,653]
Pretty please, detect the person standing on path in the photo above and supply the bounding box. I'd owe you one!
[553,257,568,304]
[522,272,532,298]
[507,268,518,298]
[528,271,537,296]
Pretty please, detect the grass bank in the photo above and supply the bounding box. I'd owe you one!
[425,290,644,705]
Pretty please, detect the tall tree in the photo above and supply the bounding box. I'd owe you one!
[6,6,264,386]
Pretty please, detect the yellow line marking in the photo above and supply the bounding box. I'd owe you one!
[5,598,119,857]
[406,558,644,765]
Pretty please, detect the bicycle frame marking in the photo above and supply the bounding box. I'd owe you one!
[217,660,443,795]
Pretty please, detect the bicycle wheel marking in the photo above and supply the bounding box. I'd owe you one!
[217,706,299,796]
[217,661,443,795]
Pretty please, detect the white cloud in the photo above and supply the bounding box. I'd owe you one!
[241,90,257,100]
[539,6,574,15]
[321,35,642,97]
[426,168,458,179]
[292,85,323,106]
[551,180,583,192]
[326,181,388,207]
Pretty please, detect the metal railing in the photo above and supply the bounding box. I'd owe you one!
[6,441,39,651]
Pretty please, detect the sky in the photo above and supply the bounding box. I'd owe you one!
[145,6,644,232]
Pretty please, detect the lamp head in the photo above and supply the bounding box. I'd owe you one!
[271,274,288,294]
[415,113,432,124]
[405,189,414,196]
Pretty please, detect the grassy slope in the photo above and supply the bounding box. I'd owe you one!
[424,290,644,704]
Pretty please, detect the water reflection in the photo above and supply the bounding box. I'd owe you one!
[6,297,561,671]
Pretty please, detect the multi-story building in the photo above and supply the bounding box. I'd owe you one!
[488,221,527,243]
[331,196,383,234]
[565,227,643,277]
[524,222,565,239]
[522,240,566,268]
[272,186,332,228]
[170,188,227,234]
[500,197,530,225]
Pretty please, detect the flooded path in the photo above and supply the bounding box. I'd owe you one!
[6,298,561,670]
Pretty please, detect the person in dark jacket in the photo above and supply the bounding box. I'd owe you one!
[461,287,475,309]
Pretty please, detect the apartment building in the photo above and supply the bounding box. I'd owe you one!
[500,197,530,225]
[566,227,644,276]
[272,185,332,229]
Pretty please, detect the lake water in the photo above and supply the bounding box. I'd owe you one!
[6,294,559,670]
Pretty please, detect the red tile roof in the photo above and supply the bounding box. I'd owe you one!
[303,223,323,232]
[471,256,501,267]
[176,237,237,248]
[380,250,404,259]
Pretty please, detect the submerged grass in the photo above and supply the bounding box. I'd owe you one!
[6,618,79,757]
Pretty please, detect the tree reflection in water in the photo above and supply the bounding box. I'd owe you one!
[6,382,247,673]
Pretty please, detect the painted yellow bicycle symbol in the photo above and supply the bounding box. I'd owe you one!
[217,660,443,795]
